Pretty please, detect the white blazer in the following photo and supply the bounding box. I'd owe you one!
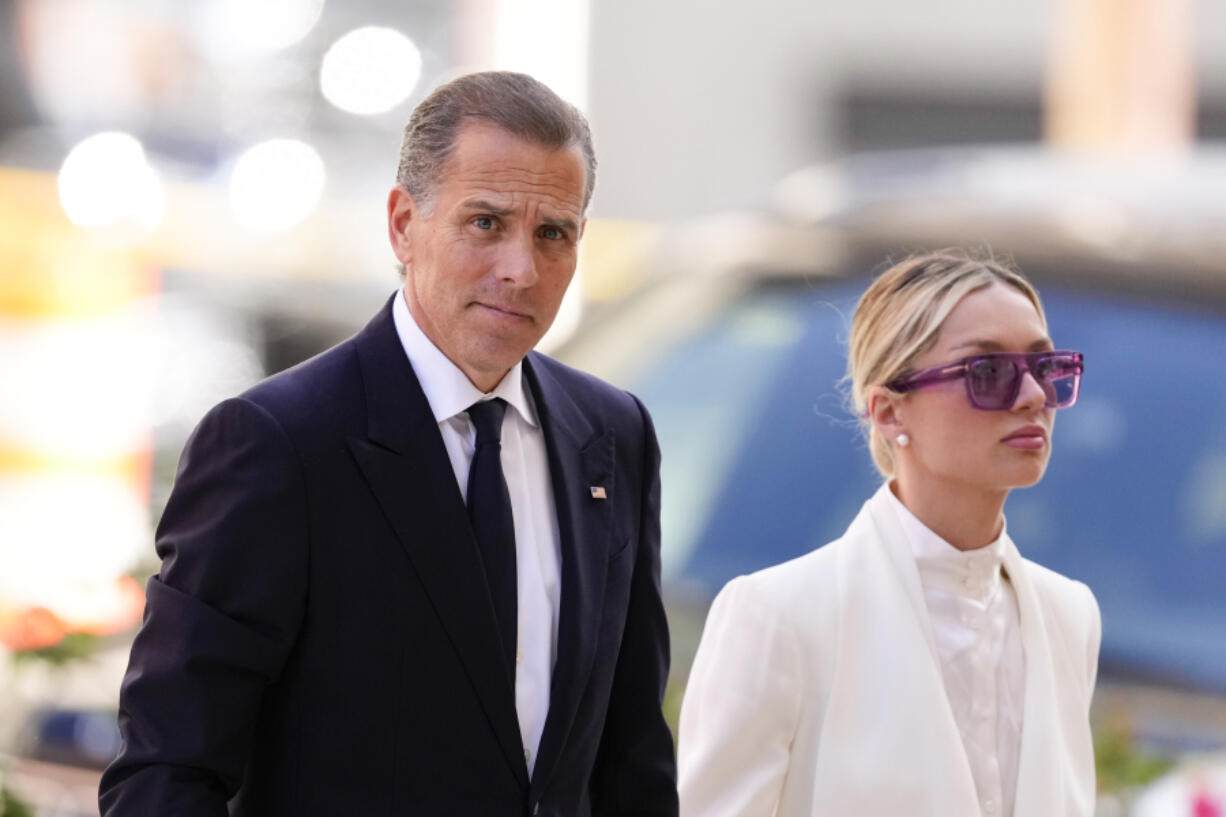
[678,483,1101,817]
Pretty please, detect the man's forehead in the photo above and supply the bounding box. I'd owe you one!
[438,123,585,194]
[450,118,571,155]
[455,190,580,212]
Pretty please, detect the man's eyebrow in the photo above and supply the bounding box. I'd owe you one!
[459,200,578,232]
[948,338,1055,353]
[541,214,579,233]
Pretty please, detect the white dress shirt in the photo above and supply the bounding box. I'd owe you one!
[884,487,1026,817]
[392,290,561,777]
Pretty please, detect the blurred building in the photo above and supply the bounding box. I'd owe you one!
[589,0,1226,218]
[3,1,1225,225]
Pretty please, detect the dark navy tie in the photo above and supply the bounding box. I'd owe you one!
[466,398,518,681]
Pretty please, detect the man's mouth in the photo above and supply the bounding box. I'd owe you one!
[474,302,532,322]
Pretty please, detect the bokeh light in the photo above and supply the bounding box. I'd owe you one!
[0,312,154,460]
[57,132,163,231]
[195,0,326,61]
[0,473,149,615]
[228,138,326,231]
[319,26,422,116]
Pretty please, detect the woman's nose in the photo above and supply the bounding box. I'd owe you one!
[1012,370,1048,410]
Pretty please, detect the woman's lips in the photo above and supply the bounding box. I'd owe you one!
[1002,424,1047,450]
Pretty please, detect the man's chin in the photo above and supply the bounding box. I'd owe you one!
[456,340,536,387]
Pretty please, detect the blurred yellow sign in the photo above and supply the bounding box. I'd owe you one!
[0,167,158,318]
[0,167,153,650]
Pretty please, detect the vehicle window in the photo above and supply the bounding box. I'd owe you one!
[631,279,876,589]
[629,277,1226,691]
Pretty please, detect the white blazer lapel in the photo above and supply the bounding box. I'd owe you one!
[861,485,943,662]
[1004,539,1097,817]
[811,485,981,816]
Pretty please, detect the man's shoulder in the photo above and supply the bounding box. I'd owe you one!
[527,351,643,419]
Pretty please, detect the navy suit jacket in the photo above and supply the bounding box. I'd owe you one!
[99,297,678,817]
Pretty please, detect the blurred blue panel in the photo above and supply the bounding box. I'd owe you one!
[631,277,1226,693]
[21,707,122,768]
[1034,288,1226,692]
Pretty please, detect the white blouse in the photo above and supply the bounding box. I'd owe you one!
[884,489,1026,817]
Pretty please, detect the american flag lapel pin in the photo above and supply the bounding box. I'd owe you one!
[589,485,607,500]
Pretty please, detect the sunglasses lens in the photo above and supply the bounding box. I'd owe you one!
[1034,354,1082,408]
[966,357,1017,409]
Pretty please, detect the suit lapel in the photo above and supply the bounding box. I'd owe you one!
[522,354,614,795]
[1004,541,1066,817]
[344,299,529,790]
[863,486,946,664]
[815,486,981,815]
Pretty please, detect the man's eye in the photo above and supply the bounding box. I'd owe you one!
[539,226,564,240]
[473,216,495,230]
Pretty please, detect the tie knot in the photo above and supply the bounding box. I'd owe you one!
[467,398,507,445]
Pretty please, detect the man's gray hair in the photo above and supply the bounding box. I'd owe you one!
[395,71,597,213]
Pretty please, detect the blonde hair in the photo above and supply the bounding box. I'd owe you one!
[847,250,1046,477]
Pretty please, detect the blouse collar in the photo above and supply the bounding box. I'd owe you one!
[882,483,1009,601]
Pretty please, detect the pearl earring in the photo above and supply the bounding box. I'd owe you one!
[897,433,910,447]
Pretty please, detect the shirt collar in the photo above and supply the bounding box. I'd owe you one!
[882,481,1008,600]
[392,288,539,428]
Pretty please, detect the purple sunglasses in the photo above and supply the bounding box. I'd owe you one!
[887,350,1084,410]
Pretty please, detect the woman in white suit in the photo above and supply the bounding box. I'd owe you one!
[678,251,1100,817]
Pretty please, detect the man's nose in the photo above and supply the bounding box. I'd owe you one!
[494,232,539,286]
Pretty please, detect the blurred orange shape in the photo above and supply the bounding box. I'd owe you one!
[0,576,145,652]
[0,605,68,651]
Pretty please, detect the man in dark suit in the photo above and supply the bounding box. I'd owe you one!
[99,71,678,817]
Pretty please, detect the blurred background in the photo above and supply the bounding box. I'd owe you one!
[0,0,1224,814]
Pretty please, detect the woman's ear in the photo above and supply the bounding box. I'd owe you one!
[868,385,907,445]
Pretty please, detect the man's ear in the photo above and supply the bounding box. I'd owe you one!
[578,217,587,240]
[868,385,906,444]
[387,185,417,266]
